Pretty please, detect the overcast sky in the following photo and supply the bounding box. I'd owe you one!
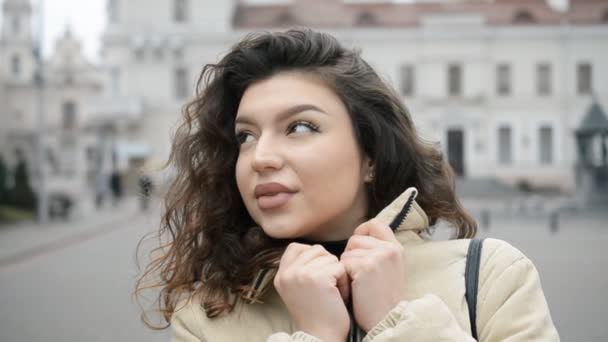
[0,0,105,61]
[0,0,568,63]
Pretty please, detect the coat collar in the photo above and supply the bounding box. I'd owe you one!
[243,187,429,303]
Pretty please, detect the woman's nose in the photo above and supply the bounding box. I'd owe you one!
[251,135,284,172]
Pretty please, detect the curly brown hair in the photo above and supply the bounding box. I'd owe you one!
[135,28,476,329]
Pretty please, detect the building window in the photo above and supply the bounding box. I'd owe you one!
[134,47,144,61]
[14,110,24,124]
[12,16,20,34]
[539,126,553,164]
[62,101,77,130]
[174,46,184,59]
[513,10,536,24]
[65,72,74,86]
[276,11,294,26]
[174,0,188,22]
[154,47,164,60]
[537,63,552,96]
[577,63,592,95]
[448,64,462,96]
[11,55,21,76]
[496,64,511,96]
[60,136,77,176]
[400,65,414,96]
[498,126,512,165]
[108,0,119,23]
[110,67,121,95]
[356,12,377,26]
[46,148,60,175]
[602,9,608,23]
[174,67,189,99]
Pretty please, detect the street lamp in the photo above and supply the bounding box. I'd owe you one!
[34,0,48,224]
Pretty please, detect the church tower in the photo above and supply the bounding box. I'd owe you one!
[1,0,36,83]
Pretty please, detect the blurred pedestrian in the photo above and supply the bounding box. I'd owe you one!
[481,208,491,230]
[138,174,154,211]
[136,29,559,341]
[95,172,108,209]
[109,170,123,206]
[549,211,559,234]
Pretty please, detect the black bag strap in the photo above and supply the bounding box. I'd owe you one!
[465,238,485,340]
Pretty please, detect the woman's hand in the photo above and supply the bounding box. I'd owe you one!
[274,243,351,342]
[340,219,407,332]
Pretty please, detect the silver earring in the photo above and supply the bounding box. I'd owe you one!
[365,168,374,182]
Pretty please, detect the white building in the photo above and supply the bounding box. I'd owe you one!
[99,0,607,192]
[0,0,145,213]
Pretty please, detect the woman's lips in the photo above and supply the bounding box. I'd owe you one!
[257,192,294,210]
[254,182,296,210]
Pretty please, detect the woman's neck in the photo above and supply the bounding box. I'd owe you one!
[294,237,349,258]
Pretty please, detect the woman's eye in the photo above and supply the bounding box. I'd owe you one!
[236,131,255,145]
[287,121,319,134]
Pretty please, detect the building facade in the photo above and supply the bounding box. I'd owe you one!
[103,0,608,190]
[99,0,608,192]
[0,0,144,213]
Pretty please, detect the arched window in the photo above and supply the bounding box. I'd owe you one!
[356,12,377,26]
[513,10,536,24]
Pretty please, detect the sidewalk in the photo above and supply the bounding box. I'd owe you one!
[0,196,141,268]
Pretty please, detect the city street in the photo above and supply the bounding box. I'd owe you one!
[0,208,606,341]
[0,208,170,342]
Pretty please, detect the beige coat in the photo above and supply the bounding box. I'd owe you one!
[171,188,559,341]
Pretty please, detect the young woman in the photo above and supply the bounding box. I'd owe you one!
[136,29,559,341]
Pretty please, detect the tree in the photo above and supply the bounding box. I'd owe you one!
[11,157,36,210]
[0,156,7,205]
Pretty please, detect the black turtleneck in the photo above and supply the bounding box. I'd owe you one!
[295,238,349,258]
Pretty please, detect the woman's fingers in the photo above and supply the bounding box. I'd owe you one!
[341,248,368,259]
[345,235,387,252]
[281,243,328,269]
[280,248,352,301]
[301,253,338,267]
[340,251,366,278]
[280,242,310,267]
[335,265,351,302]
[304,256,351,302]
[353,218,399,243]
[289,244,329,268]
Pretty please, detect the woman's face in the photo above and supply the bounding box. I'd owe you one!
[235,72,371,241]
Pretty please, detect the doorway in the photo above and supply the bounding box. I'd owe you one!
[447,129,465,177]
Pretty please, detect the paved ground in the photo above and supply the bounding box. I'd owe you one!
[0,198,169,342]
[0,197,606,341]
[0,198,139,267]
[472,211,608,342]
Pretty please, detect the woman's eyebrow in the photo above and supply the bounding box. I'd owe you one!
[235,104,328,125]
